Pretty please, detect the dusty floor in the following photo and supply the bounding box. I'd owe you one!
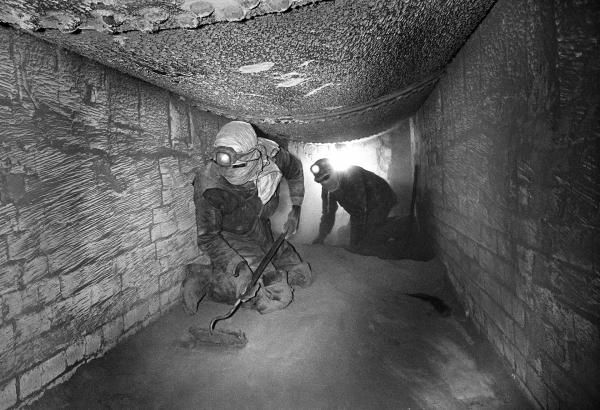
[28,245,532,410]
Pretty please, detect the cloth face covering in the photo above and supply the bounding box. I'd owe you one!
[214,121,282,204]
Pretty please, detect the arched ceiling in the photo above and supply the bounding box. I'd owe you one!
[0,0,496,142]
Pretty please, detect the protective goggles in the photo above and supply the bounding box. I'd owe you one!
[212,146,260,168]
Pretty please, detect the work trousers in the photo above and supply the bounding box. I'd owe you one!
[195,219,312,314]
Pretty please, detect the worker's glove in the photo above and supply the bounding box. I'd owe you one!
[312,236,324,245]
[233,260,251,278]
[232,261,253,298]
[240,278,262,303]
[233,261,263,303]
[237,263,262,303]
[283,205,301,238]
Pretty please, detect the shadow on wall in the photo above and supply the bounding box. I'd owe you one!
[270,121,413,245]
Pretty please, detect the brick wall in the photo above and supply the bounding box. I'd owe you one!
[412,0,599,409]
[0,27,223,409]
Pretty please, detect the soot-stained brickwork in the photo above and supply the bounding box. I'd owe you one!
[0,27,225,409]
[413,0,599,408]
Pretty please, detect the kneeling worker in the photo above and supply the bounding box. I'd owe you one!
[310,158,397,256]
[183,121,312,316]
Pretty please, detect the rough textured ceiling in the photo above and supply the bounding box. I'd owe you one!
[0,0,496,142]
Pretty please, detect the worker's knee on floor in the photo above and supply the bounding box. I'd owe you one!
[181,273,209,315]
[286,261,313,288]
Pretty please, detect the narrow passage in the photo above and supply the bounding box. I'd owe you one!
[28,245,531,410]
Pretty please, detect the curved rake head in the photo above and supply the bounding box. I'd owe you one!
[176,299,247,349]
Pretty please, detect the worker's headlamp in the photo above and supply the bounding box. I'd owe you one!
[212,146,260,168]
[310,160,332,183]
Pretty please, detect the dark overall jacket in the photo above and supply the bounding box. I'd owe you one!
[194,146,305,276]
[318,166,397,247]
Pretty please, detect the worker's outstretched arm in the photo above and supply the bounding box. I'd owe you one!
[313,188,338,244]
[273,147,305,237]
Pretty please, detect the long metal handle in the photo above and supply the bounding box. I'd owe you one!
[209,232,287,332]
[244,232,286,299]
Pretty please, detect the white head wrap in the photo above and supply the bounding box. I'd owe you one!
[214,121,257,155]
[214,121,282,204]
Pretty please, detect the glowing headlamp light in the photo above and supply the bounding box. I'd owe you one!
[212,146,237,167]
[212,146,260,168]
[216,151,232,166]
[311,159,334,183]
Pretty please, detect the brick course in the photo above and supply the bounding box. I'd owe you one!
[0,26,224,409]
[413,0,600,408]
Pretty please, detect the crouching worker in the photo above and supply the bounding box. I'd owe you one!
[183,121,312,316]
[310,158,397,257]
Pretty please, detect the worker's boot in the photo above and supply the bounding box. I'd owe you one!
[181,259,212,315]
[252,269,293,314]
[286,261,313,288]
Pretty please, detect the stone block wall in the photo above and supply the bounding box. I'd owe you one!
[0,27,221,409]
[412,0,599,408]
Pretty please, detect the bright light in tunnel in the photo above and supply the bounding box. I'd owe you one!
[297,133,388,179]
[326,141,378,172]
[277,132,392,244]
